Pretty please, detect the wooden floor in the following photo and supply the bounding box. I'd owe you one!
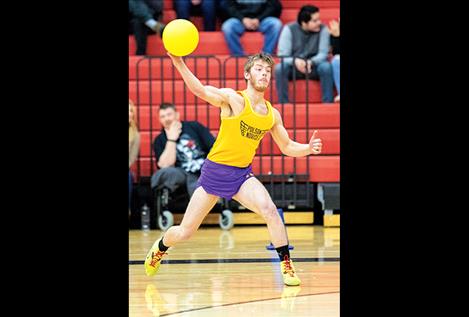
[129,225,340,316]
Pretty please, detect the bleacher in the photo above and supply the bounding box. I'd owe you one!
[129,0,340,226]
[129,1,340,56]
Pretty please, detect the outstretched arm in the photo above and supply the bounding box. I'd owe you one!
[167,53,235,108]
[270,108,322,157]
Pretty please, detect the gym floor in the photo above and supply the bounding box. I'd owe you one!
[129,225,340,316]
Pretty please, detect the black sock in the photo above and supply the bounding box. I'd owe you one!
[275,245,290,261]
[158,238,169,252]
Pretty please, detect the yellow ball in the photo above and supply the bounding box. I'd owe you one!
[162,19,199,56]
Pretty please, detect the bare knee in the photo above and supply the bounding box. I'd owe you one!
[259,203,279,222]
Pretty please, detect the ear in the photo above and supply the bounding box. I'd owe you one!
[244,71,250,81]
[176,111,180,121]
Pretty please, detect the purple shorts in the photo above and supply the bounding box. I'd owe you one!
[197,159,254,200]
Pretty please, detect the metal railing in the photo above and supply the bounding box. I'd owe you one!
[132,55,316,209]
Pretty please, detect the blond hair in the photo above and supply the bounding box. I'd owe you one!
[129,99,139,144]
[244,52,275,74]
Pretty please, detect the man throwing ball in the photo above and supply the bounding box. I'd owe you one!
[145,52,322,286]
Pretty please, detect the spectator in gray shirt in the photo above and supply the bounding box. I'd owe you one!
[275,5,333,103]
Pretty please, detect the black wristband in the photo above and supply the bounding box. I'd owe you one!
[167,139,177,143]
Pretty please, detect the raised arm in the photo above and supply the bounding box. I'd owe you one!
[270,108,322,157]
[167,53,236,108]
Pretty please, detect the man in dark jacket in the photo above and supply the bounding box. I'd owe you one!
[129,0,165,55]
[173,0,218,31]
[220,0,282,56]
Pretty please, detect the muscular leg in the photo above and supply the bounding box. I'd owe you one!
[232,177,288,247]
[162,186,219,246]
[233,177,301,286]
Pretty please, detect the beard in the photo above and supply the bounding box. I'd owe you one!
[249,77,269,92]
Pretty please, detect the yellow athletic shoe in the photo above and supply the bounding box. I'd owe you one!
[280,255,301,286]
[144,240,168,276]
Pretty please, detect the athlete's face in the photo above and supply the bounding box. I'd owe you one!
[302,12,321,32]
[159,107,180,129]
[245,60,272,92]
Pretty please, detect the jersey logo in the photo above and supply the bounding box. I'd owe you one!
[240,120,269,141]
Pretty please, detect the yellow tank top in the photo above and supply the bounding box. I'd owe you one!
[207,90,276,167]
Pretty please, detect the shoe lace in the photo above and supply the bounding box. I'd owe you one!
[150,250,167,267]
[282,255,295,276]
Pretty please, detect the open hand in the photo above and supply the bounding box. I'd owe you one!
[328,19,340,37]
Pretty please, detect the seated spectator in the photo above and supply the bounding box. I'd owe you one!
[173,0,218,31]
[275,5,333,103]
[151,103,215,198]
[220,0,282,56]
[129,0,165,55]
[129,99,141,215]
[328,18,340,102]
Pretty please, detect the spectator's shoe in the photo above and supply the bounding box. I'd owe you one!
[280,255,301,286]
[152,22,165,38]
[334,95,340,103]
[144,240,167,276]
